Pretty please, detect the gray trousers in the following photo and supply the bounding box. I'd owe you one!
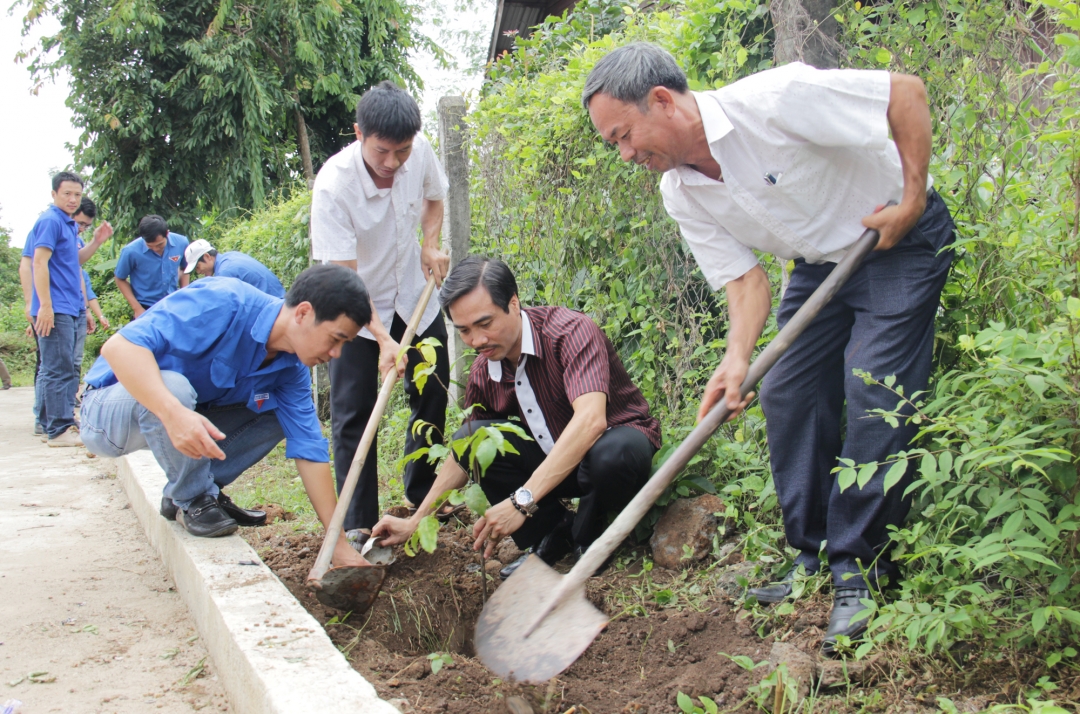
[758,190,955,589]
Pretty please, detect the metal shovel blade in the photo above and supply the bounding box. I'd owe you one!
[474,556,608,683]
[308,537,397,612]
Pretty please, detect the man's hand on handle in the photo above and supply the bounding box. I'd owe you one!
[863,200,924,252]
[697,353,756,423]
[420,244,450,287]
[378,337,406,380]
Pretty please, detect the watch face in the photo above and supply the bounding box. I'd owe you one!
[516,488,534,507]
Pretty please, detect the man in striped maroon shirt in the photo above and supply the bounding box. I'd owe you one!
[373,256,661,577]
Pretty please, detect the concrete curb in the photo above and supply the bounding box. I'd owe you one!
[118,451,398,714]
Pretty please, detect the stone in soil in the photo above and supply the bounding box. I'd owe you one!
[649,494,725,570]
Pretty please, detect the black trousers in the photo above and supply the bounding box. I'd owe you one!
[457,420,656,550]
[758,190,956,588]
[329,314,449,531]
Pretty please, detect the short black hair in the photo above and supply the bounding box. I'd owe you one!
[52,171,84,192]
[137,214,169,242]
[74,197,97,220]
[355,81,422,143]
[440,256,518,316]
[286,264,372,328]
[203,249,219,260]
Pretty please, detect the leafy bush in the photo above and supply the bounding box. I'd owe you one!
[470,0,1080,673]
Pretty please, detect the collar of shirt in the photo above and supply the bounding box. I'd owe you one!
[48,204,76,228]
[668,93,734,190]
[138,233,181,254]
[354,148,411,200]
[487,309,539,381]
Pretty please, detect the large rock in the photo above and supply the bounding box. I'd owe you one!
[650,494,725,570]
[767,642,815,706]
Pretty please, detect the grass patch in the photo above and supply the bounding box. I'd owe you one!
[0,330,37,387]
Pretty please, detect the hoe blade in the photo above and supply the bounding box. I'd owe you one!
[474,555,608,683]
[309,564,388,612]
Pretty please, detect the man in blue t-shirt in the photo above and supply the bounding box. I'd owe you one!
[80,266,373,567]
[114,214,189,317]
[182,239,286,298]
[20,195,113,436]
[26,172,88,446]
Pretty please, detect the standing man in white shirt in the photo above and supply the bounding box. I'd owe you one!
[584,43,956,653]
[310,81,451,547]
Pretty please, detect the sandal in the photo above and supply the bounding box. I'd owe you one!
[434,502,466,522]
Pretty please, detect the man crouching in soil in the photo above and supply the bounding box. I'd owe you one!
[374,256,661,577]
[80,264,371,568]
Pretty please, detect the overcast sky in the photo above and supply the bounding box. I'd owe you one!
[0,2,492,249]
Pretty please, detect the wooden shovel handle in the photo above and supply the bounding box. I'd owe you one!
[525,219,887,637]
[309,276,438,581]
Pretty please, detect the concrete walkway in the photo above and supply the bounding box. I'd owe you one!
[0,387,229,713]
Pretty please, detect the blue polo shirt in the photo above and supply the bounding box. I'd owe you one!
[115,232,189,307]
[83,270,97,301]
[27,205,83,317]
[84,278,327,463]
[214,251,285,298]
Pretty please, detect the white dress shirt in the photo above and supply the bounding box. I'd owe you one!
[485,311,555,454]
[310,133,449,339]
[660,62,932,289]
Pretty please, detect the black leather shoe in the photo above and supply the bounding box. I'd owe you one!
[176,494,238,538]
[748,566,815,603]
[216,491,267,527]
[160,496,178,521]
[821,588,872,655]
[499,549,532,579]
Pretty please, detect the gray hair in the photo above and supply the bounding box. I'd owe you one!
[581,42,689,110]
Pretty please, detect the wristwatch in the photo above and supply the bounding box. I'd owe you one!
[510,487,539,517]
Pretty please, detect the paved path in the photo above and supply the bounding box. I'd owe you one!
[0,387,229,713]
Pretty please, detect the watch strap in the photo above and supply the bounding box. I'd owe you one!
[510,492,533,518]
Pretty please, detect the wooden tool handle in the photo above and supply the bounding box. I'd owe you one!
[310,276,438,580]
[525,220,887,637]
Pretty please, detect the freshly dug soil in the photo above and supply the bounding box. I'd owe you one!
[246,522,771,714]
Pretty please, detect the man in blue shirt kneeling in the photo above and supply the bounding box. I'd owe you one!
[80,265,371,567]
[182,239,286,298]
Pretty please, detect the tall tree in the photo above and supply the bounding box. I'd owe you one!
[21,0,430,236]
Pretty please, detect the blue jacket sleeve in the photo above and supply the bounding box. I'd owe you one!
[33,218,62,253]
[273,363,329,463]
[115,246,134,280]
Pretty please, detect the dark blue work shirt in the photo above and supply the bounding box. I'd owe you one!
[115,232,189,307]
[27,205,83,317]
[214,251,285,298]
[84,278,327,462]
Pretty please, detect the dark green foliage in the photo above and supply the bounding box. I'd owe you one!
[21,0,428,238]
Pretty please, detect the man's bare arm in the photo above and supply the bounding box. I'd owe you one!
[371,456,470,546]
[19,256,34,324]
[78,221,113,265]
[114,277,145,317]
[419,199,449,285]
[32,248,55,337]
[100,335,225,459]
[863,73,932,251]
[697,265,772,422]
[329,258,404,378]
[295,459,368,566]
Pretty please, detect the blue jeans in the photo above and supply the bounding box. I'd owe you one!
[758,190,956,589]
[71,309,87,410]
[37,313,79,438]
[80,371,285,510]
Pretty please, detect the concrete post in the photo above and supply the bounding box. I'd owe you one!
[437,96,471,405]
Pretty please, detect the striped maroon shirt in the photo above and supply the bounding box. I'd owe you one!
[464,306,662,448]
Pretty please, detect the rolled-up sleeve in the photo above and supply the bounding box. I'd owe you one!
[310,177,359,262]
[274,363,329,463]
[661,181,759,289]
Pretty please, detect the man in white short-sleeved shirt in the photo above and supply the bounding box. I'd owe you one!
[311,81,451,544]
[585,43,956,653]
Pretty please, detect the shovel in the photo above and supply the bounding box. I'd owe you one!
[475,220,888,683]
[307,275,438,611]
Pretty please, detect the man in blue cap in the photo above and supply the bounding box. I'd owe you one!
[79,265,372,567]
[182,239,285,298]
[114,214,190,317]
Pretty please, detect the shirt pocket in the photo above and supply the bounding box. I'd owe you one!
[210,358,238,389]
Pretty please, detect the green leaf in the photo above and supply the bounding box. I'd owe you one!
[416,515,440,554]
[677,691,695,713]
[883,459,908,495]
[1025,374,1047,398]
[856,461,879,490]
[1000,510,1024,538]
[463,482,490,517]
[837,467,857,492]
[474,438,498,476]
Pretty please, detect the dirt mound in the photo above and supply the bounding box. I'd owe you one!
[248,523,766,713]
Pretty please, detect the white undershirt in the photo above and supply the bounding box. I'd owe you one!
[486,311,554,454]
